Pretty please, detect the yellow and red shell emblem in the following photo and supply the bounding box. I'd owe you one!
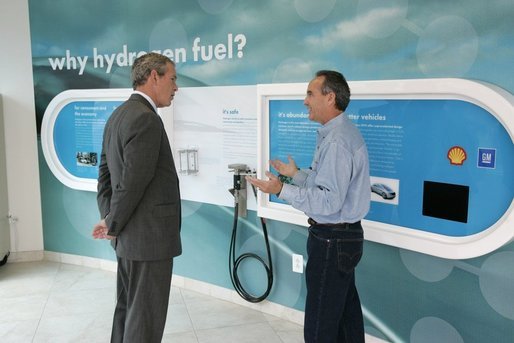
[447,146,467,165]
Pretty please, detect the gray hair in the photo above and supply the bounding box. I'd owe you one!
[131,52,174,90]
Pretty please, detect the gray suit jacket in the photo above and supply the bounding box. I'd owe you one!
[97,93,182,261]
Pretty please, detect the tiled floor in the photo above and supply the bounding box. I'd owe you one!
[0,261,303,343]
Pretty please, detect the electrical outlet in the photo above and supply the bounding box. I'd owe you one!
[292,254,303,273]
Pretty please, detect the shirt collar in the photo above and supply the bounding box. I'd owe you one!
[133,90,158,113]
[318,112,345,136]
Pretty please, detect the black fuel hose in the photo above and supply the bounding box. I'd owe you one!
[228,186,273,303]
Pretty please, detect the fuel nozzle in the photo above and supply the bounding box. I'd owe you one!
[228,164,255,217]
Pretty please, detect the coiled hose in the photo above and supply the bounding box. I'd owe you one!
[228,186,273,302]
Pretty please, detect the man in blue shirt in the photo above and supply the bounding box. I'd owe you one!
[247,70,370,342]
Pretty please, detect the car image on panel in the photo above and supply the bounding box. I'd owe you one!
[371,183,396,200]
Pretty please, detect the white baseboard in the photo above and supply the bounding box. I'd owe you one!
[44,251,117,272]
[5,250,44,262]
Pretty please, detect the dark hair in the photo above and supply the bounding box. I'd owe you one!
[131,52,174,90]
[315,70,351,111]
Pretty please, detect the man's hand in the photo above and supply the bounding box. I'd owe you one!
[270,156,298,178]
[92,219,115,240]
[246,171,283,195]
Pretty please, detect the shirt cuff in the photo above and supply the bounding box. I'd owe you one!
[278,183,297,202]
[292,170,308,186]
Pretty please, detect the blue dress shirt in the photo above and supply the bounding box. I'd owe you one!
[279,113,370,224]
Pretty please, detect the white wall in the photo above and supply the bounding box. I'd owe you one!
[0,0,44,259]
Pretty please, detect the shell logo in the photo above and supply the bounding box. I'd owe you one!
[447,146,467,165]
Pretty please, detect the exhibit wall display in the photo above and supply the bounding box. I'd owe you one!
[29,0,514,341]
[256,80,514,259]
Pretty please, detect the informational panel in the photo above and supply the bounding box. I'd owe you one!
[173,85,257,209]
[257,79,514,259]
[41,86,256,210]
[41,89,174,191]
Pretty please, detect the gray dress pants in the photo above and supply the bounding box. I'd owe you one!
[111,257,173,343]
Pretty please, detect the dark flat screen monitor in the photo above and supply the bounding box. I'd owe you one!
[422,181,469,223]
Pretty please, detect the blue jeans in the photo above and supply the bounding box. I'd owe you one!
[304,222,364,343]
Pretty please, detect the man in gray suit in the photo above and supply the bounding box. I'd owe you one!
[92,52,181,343]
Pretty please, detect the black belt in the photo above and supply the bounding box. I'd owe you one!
[308,217,360,228]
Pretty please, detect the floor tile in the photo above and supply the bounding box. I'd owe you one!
[164,302,195,334]
[51,263,116,292]
[0,294,48,322]
[42,287,115,317]
[0,261,304,342]
[33,312,112,343]
[195,322,283,343]
[0,319,39,343]
[162,330,198,342]
[186,297,267,330]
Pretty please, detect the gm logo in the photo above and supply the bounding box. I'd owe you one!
[478,148,496,169]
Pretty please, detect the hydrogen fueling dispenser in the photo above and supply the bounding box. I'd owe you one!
[228,164,273,303]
